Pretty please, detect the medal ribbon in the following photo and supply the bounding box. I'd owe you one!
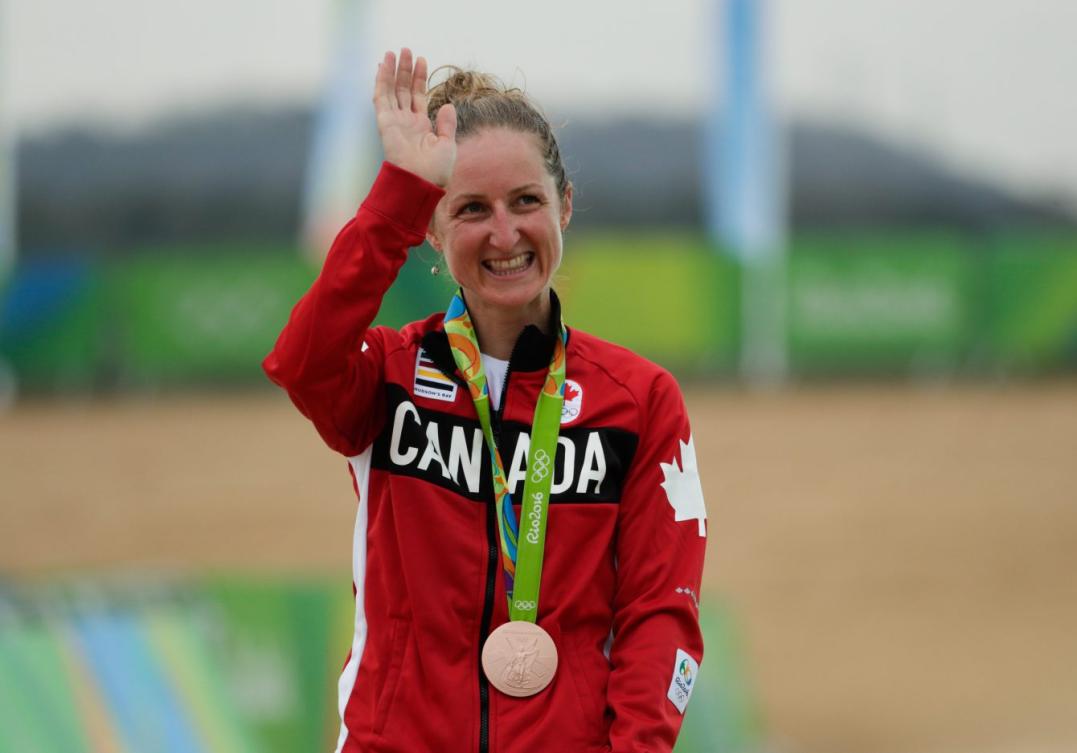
[443,290,566,623]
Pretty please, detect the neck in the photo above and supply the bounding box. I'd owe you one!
[464,290,551,360]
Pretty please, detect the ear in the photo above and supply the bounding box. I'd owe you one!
[559,183,574,231]
[426,229,443,253]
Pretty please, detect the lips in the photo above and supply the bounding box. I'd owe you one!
[482,252,534,277]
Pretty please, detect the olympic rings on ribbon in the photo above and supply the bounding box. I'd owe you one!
[530,449,552,483]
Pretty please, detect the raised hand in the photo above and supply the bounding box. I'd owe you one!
[374,48,457,188]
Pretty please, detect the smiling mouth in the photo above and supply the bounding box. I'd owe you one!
[482,252,534,277]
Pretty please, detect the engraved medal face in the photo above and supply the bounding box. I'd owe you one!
[481,621,558,698]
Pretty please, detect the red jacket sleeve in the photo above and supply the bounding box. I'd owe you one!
[607,369,708,752]
[262,162,444,456]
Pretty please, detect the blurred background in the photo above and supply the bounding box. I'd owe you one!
[2,1,1075,751]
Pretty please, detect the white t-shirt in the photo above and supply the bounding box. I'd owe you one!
[481,354,510,411]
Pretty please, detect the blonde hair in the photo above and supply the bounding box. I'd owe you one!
[427,67,570,200]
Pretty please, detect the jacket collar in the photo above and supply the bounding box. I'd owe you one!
[421,290,566,382]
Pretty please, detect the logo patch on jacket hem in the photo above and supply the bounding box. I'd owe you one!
[414,349,457,402]
[667,648,698,714]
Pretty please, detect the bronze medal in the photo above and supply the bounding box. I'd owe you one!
[481,621,558,697]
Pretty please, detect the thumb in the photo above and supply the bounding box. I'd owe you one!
[435,103,457,142]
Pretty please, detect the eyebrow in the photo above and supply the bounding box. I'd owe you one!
[449,184,546,203]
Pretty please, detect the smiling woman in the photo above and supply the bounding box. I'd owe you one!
[263,48,707,753]
[382,61,573,359]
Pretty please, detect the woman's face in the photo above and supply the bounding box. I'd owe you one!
[428,127,572,315]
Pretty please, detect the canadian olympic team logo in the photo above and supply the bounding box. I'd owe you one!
[561,379,583,425]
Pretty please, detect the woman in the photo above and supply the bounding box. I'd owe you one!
[265,48,707,753]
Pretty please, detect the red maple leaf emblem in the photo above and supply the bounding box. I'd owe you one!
[564,382,580,402]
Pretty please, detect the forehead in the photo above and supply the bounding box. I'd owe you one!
[447,127,552,197]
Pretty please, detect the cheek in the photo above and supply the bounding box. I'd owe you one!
[535,217,564,263]
[440,227,482,272]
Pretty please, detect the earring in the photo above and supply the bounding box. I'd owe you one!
[431,263,440,276]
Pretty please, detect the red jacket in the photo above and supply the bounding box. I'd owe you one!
[264,163,707,753]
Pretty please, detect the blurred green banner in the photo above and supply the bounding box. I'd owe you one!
[784,232,974,374]
[0,578,340,753]
[1,578,755,753]
[1,230,1074,391]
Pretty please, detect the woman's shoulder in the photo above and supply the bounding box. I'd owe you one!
[365,311,446,355]
[566,327,684,410]
[399,310,448,343]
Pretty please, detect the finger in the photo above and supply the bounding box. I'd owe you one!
[374,51,397,110]
[412,55,429,115]
[373,62,385,108]
[396,48,413,111]
[435,103,457,142]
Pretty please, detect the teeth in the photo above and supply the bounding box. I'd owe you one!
[485,253,532,275]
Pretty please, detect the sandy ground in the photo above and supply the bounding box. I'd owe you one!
[3,383,1076,753]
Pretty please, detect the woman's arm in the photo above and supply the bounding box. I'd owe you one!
[606,369,708,752]
[263,48,455,456]
[262,163,443,455]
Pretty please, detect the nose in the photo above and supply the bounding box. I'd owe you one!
[487,205,520,251]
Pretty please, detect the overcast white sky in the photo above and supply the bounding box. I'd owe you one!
[4,0,1076,204]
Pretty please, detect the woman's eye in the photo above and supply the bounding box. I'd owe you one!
[458,202,484,215]
[517,194,541,206]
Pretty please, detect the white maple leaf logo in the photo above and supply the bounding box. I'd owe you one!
[659,434,707,537]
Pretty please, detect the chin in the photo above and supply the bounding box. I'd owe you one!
[470,279,549,313]
[483,287,545,310]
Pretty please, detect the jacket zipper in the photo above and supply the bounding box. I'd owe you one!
[479,348,518,753]
[478,492,497,753]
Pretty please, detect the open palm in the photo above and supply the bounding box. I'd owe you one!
[374,49,457,188]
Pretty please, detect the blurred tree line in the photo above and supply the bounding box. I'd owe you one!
[15,105,1075,256]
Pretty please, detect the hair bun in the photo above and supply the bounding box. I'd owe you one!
[427,67,516,118]
[423,65,570,200]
